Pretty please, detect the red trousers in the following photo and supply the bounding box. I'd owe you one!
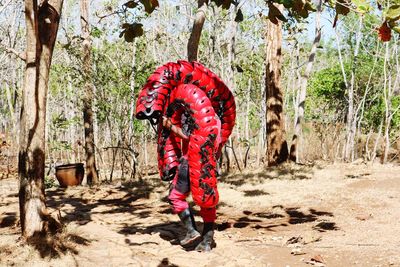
[168,117,220,223]
[169,187,216,222]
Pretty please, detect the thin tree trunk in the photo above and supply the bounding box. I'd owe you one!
[344,16,363,161]
[372,121,383,162]
[382,42,391,163]
[80,0,99,185]
[265,4,288,166]
[187,0,207,62]
[289,0,322,162]
[19,0,63,238]
[4,82,16,131]
[245,79,251,141]
[129,39,137,179]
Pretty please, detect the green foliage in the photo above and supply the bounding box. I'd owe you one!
[386,4,400,20]
[51,113,80,130]
[363,96,400,131]
[306,45,398,134]
[307,63,349,121]
[91,26,103,38]
[90,38,156,137]
[45,175,57,189]
[352,0,371,13]
[386,4,400,33]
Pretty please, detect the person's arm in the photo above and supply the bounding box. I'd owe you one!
[162,116,189,140]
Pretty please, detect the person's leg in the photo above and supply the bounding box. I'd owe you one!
[168,156,200,246]
[195,207,217,252]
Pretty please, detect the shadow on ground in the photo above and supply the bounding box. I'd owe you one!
[43,171,338,252]
[219,163,316,186]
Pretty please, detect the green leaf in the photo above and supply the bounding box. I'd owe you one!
[386,4,400,21]
[352,0,371,13]
[91,27,102,38]
[124,0,138,8]
[139,0,159,14]
[393,26,400,34]
[235,8,244,22]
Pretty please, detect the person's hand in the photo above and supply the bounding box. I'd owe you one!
[162,116,172,129]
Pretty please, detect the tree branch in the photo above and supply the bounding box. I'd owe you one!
[0,43,26,61]
[0,0,13,14]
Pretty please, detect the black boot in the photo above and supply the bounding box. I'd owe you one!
[178,208,201,247]
[195,222,216,252]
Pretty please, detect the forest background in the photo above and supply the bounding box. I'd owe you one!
[0,0,400,265]
[0,0,399,183]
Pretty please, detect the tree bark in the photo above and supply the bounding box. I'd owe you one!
[289,0,322,162]
[265,4,288,166]
[382,42,391,163]
[80,0,99,185]
[344,16,363,161]
[19,0,63,238]
[187,0,207,62]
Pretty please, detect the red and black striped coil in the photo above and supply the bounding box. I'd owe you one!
[135,60,236,208]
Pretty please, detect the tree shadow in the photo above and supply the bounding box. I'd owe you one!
[27,231,91,258]
[42,173,338,255]
[219,163,315,186]
[313,221,339,232]
[40,178,161,257]
[212,206,337,233]
[46,178,158,226]
[158,258,179,267]
[243,189,269,196]
[0,212,17,228]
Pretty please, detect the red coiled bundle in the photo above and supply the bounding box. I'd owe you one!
[136,60,236,208]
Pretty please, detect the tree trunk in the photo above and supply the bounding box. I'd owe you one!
[19,0,63,238]
[382,42,391,163]
[344,16,363,161]
[265,5,288,166]
[187,0,207,62]
[289,0,322,162]
[80,0,99,185]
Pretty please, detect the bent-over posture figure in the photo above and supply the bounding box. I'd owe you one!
[135,60,236,251]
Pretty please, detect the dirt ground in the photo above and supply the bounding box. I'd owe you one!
[1,162,400,267]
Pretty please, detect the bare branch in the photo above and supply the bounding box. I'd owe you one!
[0,43,26,61]
[0,0,13,14]
[95,10,119,23]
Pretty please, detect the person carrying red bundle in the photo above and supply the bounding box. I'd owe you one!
[135,61,236,252]
[162,114,221,251]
